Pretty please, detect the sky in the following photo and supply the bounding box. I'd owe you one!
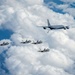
[44,0,63,4]
[0,29,13,40]
[0,0,75,75]
[44,0,75,17]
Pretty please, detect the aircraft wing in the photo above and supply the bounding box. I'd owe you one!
[37,26,48,28]
[42,26,49,28]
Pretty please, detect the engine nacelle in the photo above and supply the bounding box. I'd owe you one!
[43,27,46,29]
[66,26,69,29]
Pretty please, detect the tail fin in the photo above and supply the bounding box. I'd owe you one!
[47,19,51,27]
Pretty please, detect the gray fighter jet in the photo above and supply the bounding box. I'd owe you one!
[32,40,42,44]
[21,40,31,44]
[38,48,50,52]
[0,42,9,46]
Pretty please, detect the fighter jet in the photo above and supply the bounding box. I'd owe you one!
[0,42,9,46]
[21,40,31,44]
[42,19,69,30]
[32,40,42,44]
[38,48,50,52]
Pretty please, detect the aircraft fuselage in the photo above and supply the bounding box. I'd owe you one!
[43,25,69,30]
[42,19,69,30]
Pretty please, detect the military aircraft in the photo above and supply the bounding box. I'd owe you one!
[32,40,42,44]
[42,19,69,30]
[0,42,9,46]
[21,40,31,44]
[38,48,50,52]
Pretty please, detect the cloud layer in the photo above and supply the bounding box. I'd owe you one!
[0,0,75,75]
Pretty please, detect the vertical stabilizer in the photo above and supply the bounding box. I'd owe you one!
[47,19,51,27]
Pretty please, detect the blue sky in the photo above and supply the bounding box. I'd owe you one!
[44,0,63,4]
[44,0,65,14]
[44,0,75,17]
[0,50,9,74]
[0,29,13,40]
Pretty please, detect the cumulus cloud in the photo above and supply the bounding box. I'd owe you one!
[0,0,75,75]
[22,0,43,5]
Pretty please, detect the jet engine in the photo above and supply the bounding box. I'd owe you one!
[43,27,46,29]
[66,26,69,29]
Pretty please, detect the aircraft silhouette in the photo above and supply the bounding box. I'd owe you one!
[38,48,49,52]
[0,42,9,46]
[32,40,42,44]
[21,40,31,44]
[42,19,69,30]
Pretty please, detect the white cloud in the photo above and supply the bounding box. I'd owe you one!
[23,0,43,5]
[63,8,75,17]
[0,0,75,75]
[39,49,73,68]
[61,0,75,3]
